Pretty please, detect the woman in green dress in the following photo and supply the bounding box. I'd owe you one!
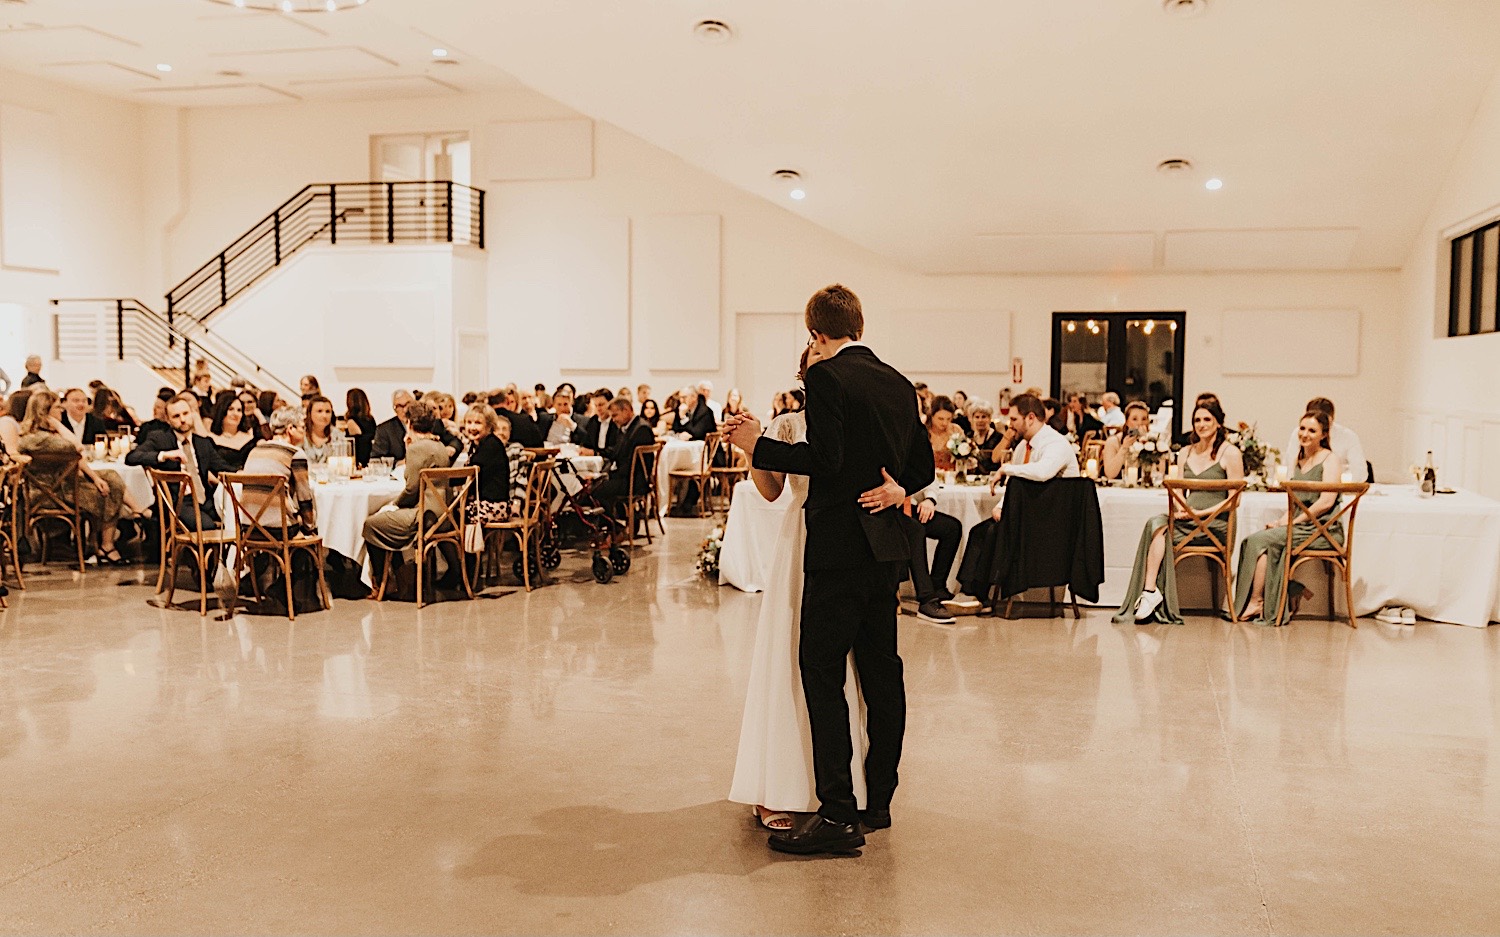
[1234,410,1345,625]
[1117,401,1244,625]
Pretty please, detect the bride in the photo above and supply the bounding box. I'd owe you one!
[729,346,867,830]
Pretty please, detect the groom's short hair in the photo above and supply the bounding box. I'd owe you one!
[1011,393,1046,421]
[805,284,864,340]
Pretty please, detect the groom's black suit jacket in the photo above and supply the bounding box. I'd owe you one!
[752,344,933,571]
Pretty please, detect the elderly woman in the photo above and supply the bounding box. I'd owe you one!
[969,401,1008,474]
[17,389,130,564]
[361,400,452,567]
[238,406,317,537]
[454,403,511,523]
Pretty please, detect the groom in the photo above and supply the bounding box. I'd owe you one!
[726,284,933,856]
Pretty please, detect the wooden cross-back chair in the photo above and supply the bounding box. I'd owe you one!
[668,435,719,517]
[625,442,665,545]
[486,459,555,591]
[147,468,236,616]
[221,473,330,621]
[0,463,23,604]
[413,466,477,607]
[1273,480,1370,629]
[21,451,88,572]
[709,438,750,515]
[1162,477,1246,618]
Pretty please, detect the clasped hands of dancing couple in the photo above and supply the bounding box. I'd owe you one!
[722,284,935,858]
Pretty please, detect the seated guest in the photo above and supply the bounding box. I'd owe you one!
[341,388,378,466]
[189,370,215,418]
[136,388,176,441]
[299,374,321,401]
[1116,401,1245,624]
[955,394,1080,599]
[1065,393,1104,438]
[454,403,511,524]
[545,387,580,446]
[127,393,231,531]
[1175,392,1224,446]
[640,399,662,434]
[698,381,722,421]
[92,387,137,433]
[1101,402,1152,479]
[209,393,259,471]
[58,388,105,446]
[926,395,962,470]
[591,397,657,506]
[969,402,1008,474]
[898,493,967,624]
[20,355,45,388]
[370,390,414,462]
[1042,397,1067,435]
[1097,391,1126,428]
[494,388,544,448]
[913,382,933,421]
[18,390,130,563]
[720,388,747,425]
[661,391,683,431]
[301,395,345,462]
[1284,396,1368,483]
[1,389,31,460]
[238,406,317,536]
[361,400,452,574]
[1239,410,1346,624]
[256,390,278,420]
[235,390,268,440]
[578,392,623,454]
[496,414,532,504]
[637,383,653,414]
[951,390,972,434]
[425,391,459,434]
[672,387,715,440]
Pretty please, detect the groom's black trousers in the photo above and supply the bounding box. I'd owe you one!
[800,560,906,825]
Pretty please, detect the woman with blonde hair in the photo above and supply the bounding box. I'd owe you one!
[454,403,512,524]
[17,390,131,564]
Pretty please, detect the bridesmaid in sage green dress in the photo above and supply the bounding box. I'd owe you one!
[1116,401,1244,625]
[1234,410,1345,626]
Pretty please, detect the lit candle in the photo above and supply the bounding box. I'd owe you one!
[1125,465,1140,486]
[1340,470,1352,484]
[1167,463,1182,480]
[1275,464,1289,485]
[93,439,106,461]
[1085,458,1099,479]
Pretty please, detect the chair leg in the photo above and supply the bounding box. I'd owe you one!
[1342,562,1357,629]
[520,531,531,592]
[1004,595,1015,620]
[416,543,426,609]
[1069,588,1080,620]
[374,548,392,601]
[456,541,474,600]
[227,545,245,618]
[314,546,331,611]
[1326,563,1336,621]
[155,529,169,594]
[283,549,296,621]
[74,518,85,574]
[1048,586,1058,618]
[197,547,209,617]
[164,544,181,609]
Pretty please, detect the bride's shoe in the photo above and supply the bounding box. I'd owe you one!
[753,805,794,831]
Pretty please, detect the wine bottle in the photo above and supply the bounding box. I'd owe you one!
[1421,450,1436,497]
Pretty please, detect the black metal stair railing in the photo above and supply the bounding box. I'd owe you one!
[165,180,485,325]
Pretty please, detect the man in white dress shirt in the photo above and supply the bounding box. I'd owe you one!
[59,387,104,446]
[1284,396,1368,482]
[697,381,722,422]
[1096,392,1125,428]
[984,393,1080,521]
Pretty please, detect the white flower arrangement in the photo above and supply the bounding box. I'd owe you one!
[696,525,725,579]
[947,434,977,474]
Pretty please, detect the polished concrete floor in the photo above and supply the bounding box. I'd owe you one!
[2,519,1499,935]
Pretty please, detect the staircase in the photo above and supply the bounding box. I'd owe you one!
[53,180,486,389]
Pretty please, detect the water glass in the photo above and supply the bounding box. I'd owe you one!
[310,460,331,484]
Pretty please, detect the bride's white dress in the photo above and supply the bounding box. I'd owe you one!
[729,411,867,813]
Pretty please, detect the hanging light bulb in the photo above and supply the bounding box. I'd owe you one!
[1143,320,1155,335]
[1066,321,1076,333]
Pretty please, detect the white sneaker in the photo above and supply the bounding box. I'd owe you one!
[1401,607,1417,624]
[1375,607,1404,624]
[1134,589,1164,622]
[943,592,983,610]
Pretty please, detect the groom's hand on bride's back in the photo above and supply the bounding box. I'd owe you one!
[857,468,906,513]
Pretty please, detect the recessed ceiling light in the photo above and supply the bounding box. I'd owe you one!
[1205,178,1223,191]
[325,0,337,9]
[156,63,172,72]
[789,189,806,201]
[280,0,293,10]
[693,19,733,44]
[432,47,448,57]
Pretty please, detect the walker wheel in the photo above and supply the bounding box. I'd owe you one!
[610,547,631,575]
[591,554,613,584]
[513,557,540,583]
[541,544,562,570]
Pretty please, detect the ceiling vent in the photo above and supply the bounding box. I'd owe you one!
[693,19,733,44]
[1156,158,1194,175]
[771,169,802,184]
[1162,0,1208,17]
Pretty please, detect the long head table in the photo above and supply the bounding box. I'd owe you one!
[719,479,1500,627]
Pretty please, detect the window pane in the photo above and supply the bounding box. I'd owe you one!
[1454,235,1474,337]
[1124,319,1176,412]
[1058,318,1108,403]
[1484,227,1499,334]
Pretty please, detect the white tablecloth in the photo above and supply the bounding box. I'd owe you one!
[718,480,792,593]
[90,460,151,508]
[720,479,1500,627]
[659,438,705,503]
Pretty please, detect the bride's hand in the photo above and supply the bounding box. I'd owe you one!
[857,468,905,513]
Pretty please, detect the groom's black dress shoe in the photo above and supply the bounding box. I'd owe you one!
[768,813,865,855]
[859,808,892,831]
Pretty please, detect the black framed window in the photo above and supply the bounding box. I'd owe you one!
[1051,311,1186,435]
[1448,222,1500,338]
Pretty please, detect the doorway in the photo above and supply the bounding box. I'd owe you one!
[369,132,473,243]
[1050,312,1185,432]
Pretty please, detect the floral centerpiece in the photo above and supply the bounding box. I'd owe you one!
[1128,436,1168,474]
[947,434,977,480]
[696,525,725,579]
[1225,421,1279,485]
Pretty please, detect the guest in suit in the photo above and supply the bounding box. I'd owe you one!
[208,393,259,471]
[342,388,378,466]
[456,403,511,524]
[91,387,137,434]
[498,390,545,448]
[369,389,412,463]
[592,397,657,506]
[545,388,579,446]
[671,388,715,441]
[1101,402,1152,480]
[20,355,45,388]
[127,393,232,530]
[362,400,452,573]
[17,390,130,563]
[58,388,105,446]
[135,389,178,442]
[576,392,623,454]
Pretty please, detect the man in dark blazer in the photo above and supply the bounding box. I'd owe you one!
[592,397,656,504]
[370,389,460,462]
[573,392,621,454]
[671,391,715,440]
[127,394,232,530]
[727,284,933,856]
[59,387,105,446]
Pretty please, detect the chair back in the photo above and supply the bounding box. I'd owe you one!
[147,467,213,547]
[701,433,722,475]
[1081,438,1104,468]
[630,442,664,501]
[992,477,1104,600]
[21,451,82,520]
[524,447,561,459]
[1280,480,1368,564]
[417,466,478,541]
[220,473,302,544]
[519,459,556,528]
[1162,477,1246,560]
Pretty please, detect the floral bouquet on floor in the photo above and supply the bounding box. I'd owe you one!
[696,524,725,579]
[1226,421,1279,483]
[947,434,978,480]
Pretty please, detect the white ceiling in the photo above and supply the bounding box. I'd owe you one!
[2,0,1498,274]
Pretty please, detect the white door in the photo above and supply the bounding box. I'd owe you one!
[735,312,805,422]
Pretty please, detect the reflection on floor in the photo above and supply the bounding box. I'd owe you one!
[2,518,1499,935]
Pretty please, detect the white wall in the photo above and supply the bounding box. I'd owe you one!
[1397,66,1500,498]
[145,87,1406,458]
[0,66,152,388]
